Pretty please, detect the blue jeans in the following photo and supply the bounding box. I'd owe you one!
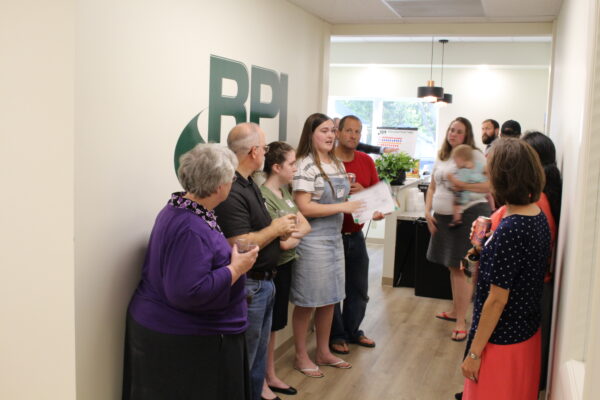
[331,231,370,343]
[245,278,275,400]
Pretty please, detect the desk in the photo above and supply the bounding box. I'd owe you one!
[380,179,424,285]
[380,180,452,300]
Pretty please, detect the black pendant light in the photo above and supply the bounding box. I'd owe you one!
[437,39,453,106]
[418,37,444,102]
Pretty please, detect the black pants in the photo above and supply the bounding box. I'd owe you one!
[122,314,250,400]
[331,231,370,343]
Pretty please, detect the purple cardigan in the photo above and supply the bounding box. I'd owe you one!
[128,196,248,335]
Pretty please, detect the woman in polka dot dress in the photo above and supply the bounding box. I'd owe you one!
[461,139,551,400]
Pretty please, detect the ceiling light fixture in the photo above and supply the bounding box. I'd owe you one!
[437,39,453,106]
[417,37,444,102]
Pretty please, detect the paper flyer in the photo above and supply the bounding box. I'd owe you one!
[349,181,396,224]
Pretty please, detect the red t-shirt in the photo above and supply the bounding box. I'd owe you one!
[490,192,557,281]
[490,192,556,248]
[342,151,380,233]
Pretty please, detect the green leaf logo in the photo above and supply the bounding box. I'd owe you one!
[173,110,206,175]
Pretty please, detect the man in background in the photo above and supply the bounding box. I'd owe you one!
[333,117,396,155]
[500,119,521,138]
[330,115,385,355]
[481,119,499,156]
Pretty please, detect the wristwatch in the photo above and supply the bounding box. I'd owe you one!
[469,352,481,360]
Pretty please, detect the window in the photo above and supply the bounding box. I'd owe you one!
[333,99,374,143]
[329,97,438,166]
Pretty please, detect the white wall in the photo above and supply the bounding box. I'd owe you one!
[330,41,551,67]
[546,0,600,398]
[0,1,76,399]
[329,41,551,150]
[329,65,549,150]
[74,0,330,398]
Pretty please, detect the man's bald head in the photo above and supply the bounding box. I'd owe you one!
[227,122,261,156]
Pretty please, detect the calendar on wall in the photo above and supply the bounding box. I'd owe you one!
[377,127,418,156]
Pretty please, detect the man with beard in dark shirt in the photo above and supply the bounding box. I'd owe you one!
[481,119,499,156]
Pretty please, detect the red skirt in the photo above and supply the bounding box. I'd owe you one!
[463,329,541,400]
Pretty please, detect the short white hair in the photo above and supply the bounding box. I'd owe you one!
[177,144,238,198]
[227,122,261,155]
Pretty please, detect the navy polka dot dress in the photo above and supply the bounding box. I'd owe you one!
[467,212,551,348]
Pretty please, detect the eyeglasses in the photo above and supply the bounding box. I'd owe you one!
[248,145,270,154]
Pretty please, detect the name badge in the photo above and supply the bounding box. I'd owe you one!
[285,199,295,208]
[336,187,346,199]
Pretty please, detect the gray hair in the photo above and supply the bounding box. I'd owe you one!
[177,143,238,198]
[227,122,261,155]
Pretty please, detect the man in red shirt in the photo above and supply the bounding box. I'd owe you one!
[330,115,384,354]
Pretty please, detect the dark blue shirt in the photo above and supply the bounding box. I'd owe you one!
[468,212,550,347]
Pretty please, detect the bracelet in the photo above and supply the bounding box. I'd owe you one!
[469,352,480,360]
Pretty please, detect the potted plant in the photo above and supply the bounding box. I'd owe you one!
[375,152,419,185]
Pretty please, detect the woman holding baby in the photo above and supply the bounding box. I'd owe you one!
[424,117,491,341]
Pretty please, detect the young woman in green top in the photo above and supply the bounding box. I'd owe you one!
[260,141,311,399]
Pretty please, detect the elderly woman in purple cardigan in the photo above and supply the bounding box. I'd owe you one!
[122,144,258,400]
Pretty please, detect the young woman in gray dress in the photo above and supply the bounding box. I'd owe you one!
[291,113,363,378]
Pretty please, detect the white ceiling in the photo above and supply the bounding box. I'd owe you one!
[287,0,563,24]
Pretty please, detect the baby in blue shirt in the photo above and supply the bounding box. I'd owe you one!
[447,145,486,228]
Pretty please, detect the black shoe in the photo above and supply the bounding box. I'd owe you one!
[454,392,463,400]
[261,397,281,400]
[269,385,298,395]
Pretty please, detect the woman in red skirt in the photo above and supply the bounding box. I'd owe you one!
[461,138,551,399]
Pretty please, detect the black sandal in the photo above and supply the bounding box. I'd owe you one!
[329,340,349,355]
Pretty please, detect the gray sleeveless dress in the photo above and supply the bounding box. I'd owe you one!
[290,173,350,307]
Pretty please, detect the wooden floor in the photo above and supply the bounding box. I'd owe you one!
[273,244,466,400]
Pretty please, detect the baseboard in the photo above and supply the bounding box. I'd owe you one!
[366,237,385,245]
[556,360,585,400]
[381,276,394,286]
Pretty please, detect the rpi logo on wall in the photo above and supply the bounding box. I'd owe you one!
[173,55,288,173]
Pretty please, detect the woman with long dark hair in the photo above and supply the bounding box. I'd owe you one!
[260,141,311,399]
[290,113,362,378]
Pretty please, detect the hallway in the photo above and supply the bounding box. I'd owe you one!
[274,244,466,399]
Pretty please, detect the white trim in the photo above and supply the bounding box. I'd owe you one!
[330,63,549,70]
[557,360,585,400]
[331,35,552,43]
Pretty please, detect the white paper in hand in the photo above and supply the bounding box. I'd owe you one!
[349,181,396,224]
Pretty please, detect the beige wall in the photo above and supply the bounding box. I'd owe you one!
[0,1,76,399]
[74,0,329,398]
[2,0,329,399]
